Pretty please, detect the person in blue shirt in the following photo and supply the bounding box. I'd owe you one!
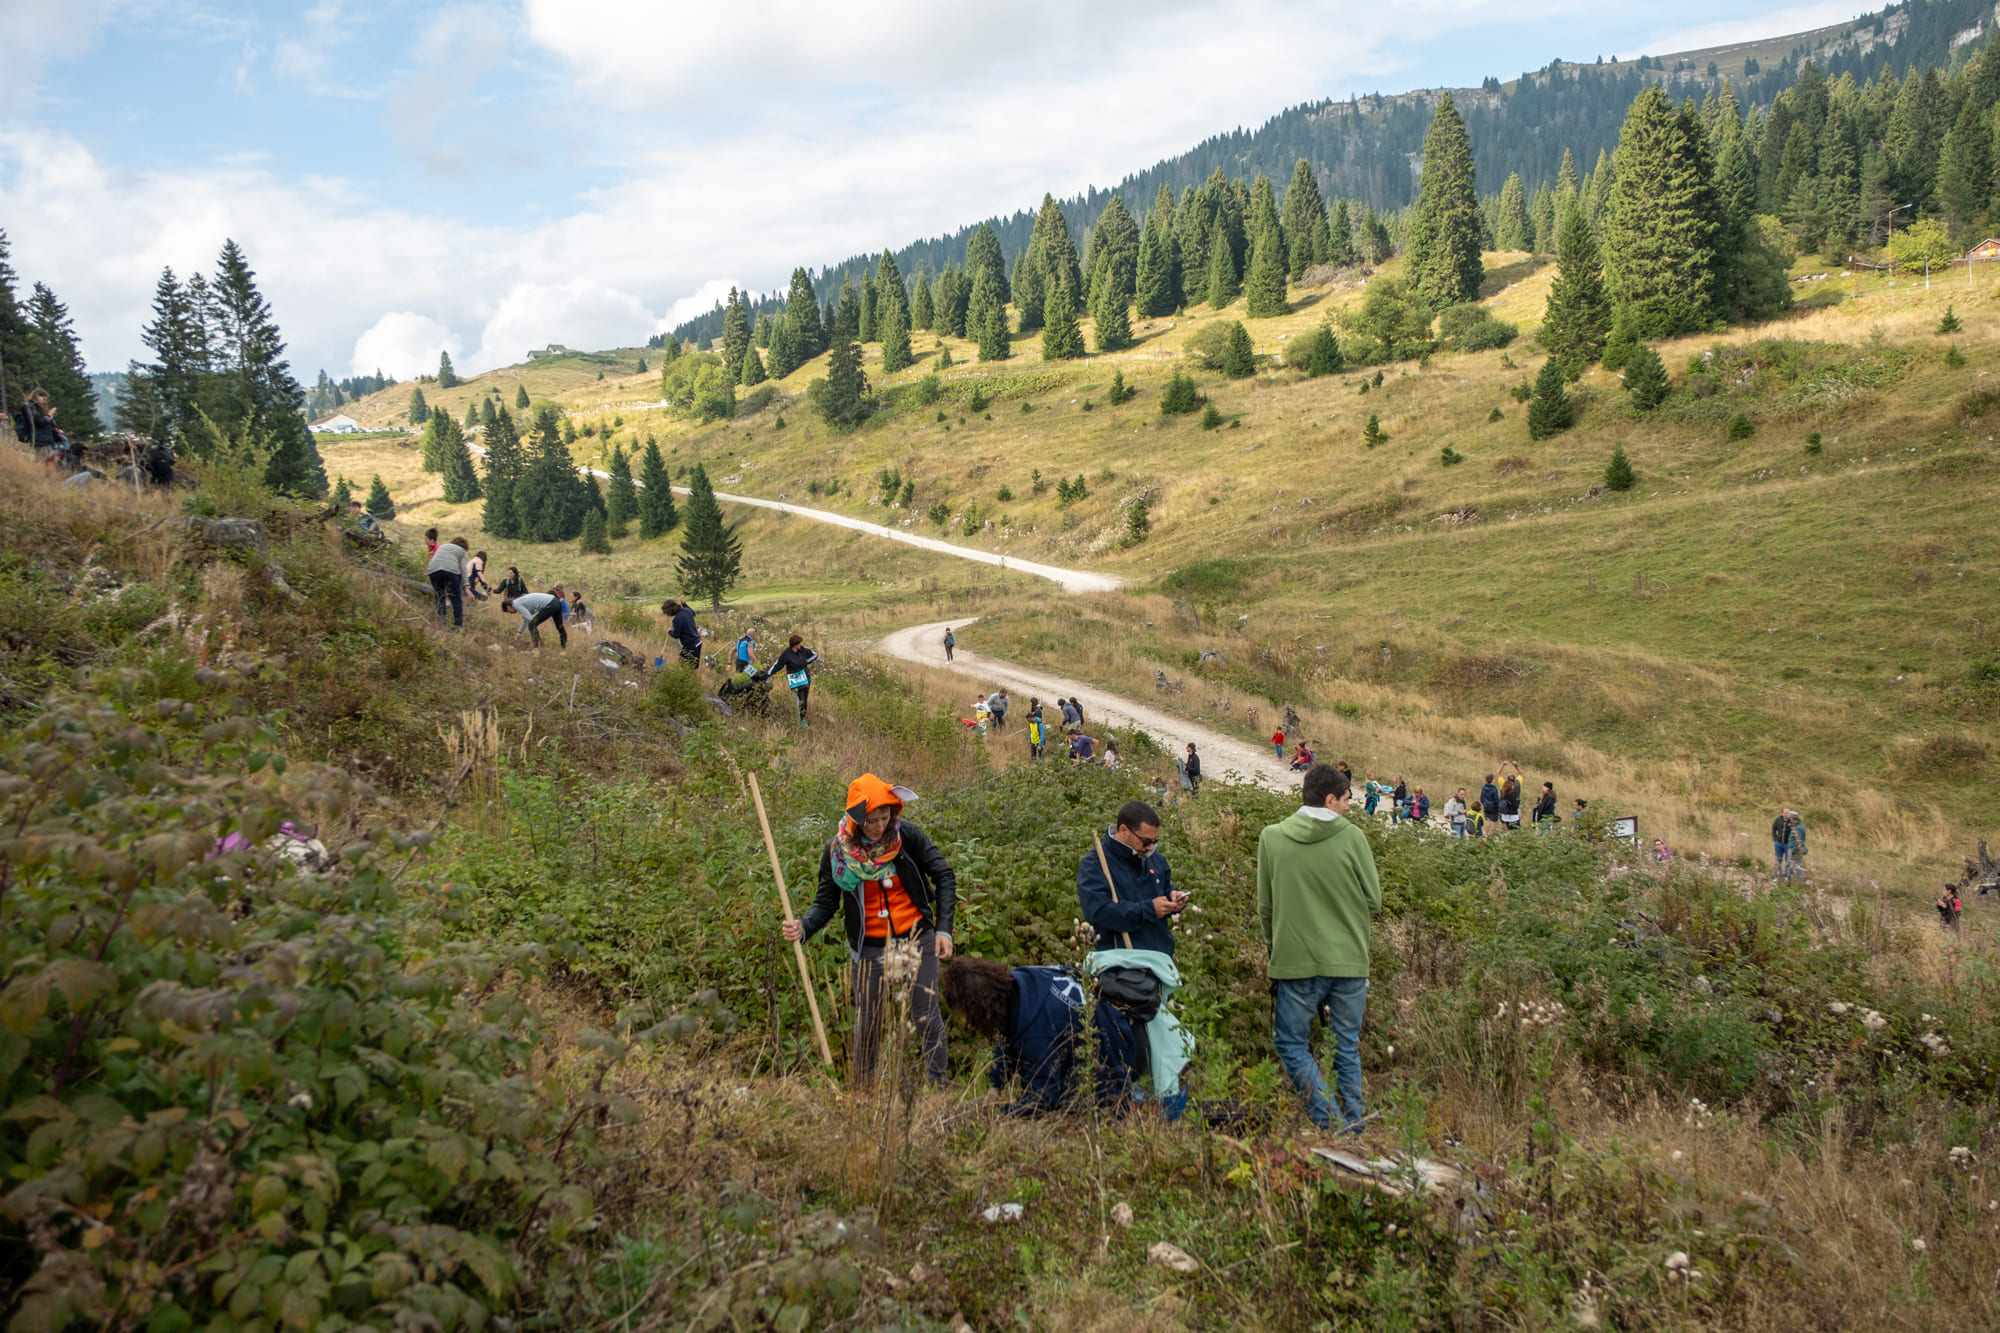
[939,957,1085,1116]
[733,627,758,673]
[1076,800,1187,955]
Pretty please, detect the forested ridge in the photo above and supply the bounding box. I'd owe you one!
[668,0,1998,347]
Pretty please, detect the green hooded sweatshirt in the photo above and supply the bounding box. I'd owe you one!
[1256,809,1382,980]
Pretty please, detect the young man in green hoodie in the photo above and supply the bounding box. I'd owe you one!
[1256,764,1383,1134]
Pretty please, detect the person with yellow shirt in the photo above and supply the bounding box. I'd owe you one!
[785,774,958,1086]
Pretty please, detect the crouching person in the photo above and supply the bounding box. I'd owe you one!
[939,958,1085,1116]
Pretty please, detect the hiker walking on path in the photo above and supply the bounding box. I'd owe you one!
[785,775,956,1086]
[1784,811,1807,882]
[1257,764,1382,1135]
[939,957,1085,1116]
[513,586,569,649]
[1776,804,1808,876]
[1077,800,1186,955]
[943,627,956,661]
[425,537,471,629]
[664,599,702,667]
[1532,782,1557,834]
[768,634,819,727]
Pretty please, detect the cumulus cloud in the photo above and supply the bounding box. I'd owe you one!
[469,278,658,369]
[350,311,461,379]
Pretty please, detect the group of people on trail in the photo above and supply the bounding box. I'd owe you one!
[1771,807,1809,881]
[1353,761,1573,838]
[781,761,1383,1134]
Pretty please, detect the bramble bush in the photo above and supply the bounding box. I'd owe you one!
[0,661,656,1332]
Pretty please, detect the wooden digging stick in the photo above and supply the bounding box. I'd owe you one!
[1091,829,1134,949]
[750,772,834,1068]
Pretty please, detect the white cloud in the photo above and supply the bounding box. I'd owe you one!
[660,279,739,331]
[350,311,461,379]
[0,0,109,61]
[470,278,657,368]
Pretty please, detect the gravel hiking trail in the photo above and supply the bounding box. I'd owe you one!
[878,618,1293,794]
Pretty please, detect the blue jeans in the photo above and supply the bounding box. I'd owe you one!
[1773,842,1789,877]
[1272,976,1368,1132]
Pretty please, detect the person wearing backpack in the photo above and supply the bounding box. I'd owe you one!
[943,626,956,662]
[1257,764,1382,1135]
[733,627,759,674]
[1026,702,1048,759]
[1785,812,1807,881]
[495,566,527,613]
[14,388,66,464]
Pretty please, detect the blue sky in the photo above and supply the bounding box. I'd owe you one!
[1,0,1865,382]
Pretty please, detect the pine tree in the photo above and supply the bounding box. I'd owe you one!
[480,397,497,427]
[1040,276,1083,361]
[365,474,395,518]
[1296,325,1342,376]
[1526,358,1574,439]
[768,316,799,379]
[815,335,869,425]
[1541,203,1612,378]
[1362,413,1386,447]
[1244,214,1290,317]
[1556,147,1580,206]
[1404,92,1484,309]
[408,387,429,425]
[1622,343,1669,410]
[1124,495,1150,544]
[720,287,752,376]
[481,407,524,538]
[1604,443,1636,490]
[1604,84,1720,339]
[1136,215,1174,317]
[753,313,772,349]
[739,343,767,386]
[1019,196,1079,331]
[933,266,966,338]
[1495,172,1532,250]
[122,267,214,447]
[1530,183,1557,255]
[437,415,482,504]
[638,437,679,537]
[833,276,860,343]
[208,241,325,495]
[1223,321,1255,377]
[1160,372,1200,414]
[1205,215,1239,307]
[1087,196,1140,349]
[0,231,42,419]
[912,271,935,330]
[879,252,914,372]
[1281,158,1330,279]
[1937,94,1992,236]
[462,400,479,427]
[1939,304,1963,334]
[977,296,1012,363]
[330,476,351,508]
[579,508,611,555]
[605,444,637,538]
[661,336,682,363]
[677,463,744,609]
[965,222,1011,304]
[516,384,530,409]
[516,404,587,542]
[859,272,877,342]
[24,282,103,437]
[437,350,459,388]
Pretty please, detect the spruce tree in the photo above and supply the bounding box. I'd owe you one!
[579,508,611,555]
[330,476,351,508]
[515,384,530,409]
[677,463,744,609]
[739,343,767,386]
[480,397,497,427]
[933,266,965,337]
[1020,196,1079,332]
[1040,276,1083,361]
[1937,94,1992,235]
[785,268,825,361]
[1160,372,1199,414]
[1327,199,1357,267]
[858,272,877,343]
[912,271,934,330]
[437,350,459,388]
[1298,325,1343,376]
[0,231,42,419]
[1605,84,1720,338]
[480,407,524,538]
[965,222,1011,303]
[1495,172,1531,250]
[1223,321,1255,377]
[1205,215,1239,307]
[438,415,482,504]
[833,277,860,342]
[976,295,1013,363]
[768,316,799,379]
[516,404,588,542]
[1604,443,1636,490]
[1136,215,1174,317]
[1244,214,1290,317]
[604,444,637,537]
[1404,92,1484,309]
[1530,183,1557,254]
[753,313,772,349]
[208,241,324,495]
[1622,343,1669,410]
[462,401,479,428]
[365,474,395,518]
[721,287,752,375]
[881,298,914,372]
[815,335,869,425]
[24,282,103,437]
[1526,358,1574,439]
[1087,197,1141,349]
[1281,158,1330,279]
[638,437,678,537]
[1541,203,1612,378]
[407,387,429,425]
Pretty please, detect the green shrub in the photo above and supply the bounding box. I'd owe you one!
[1440,444,1465,466]
[1726,412,1755,441]
[649,660,709,717]
[1362,413,1386,448]
[1437,302,1518,351]
[1200,402,1223,430]
[1604,443,1636,490]
[1944,344,1967,368]
[1487,406,1503,422]
[1184,321,1234,370]
[1937,303,1962,334]
[968,385,989,413]
[1107,369,1137,404]
[915,373,943,405]
[1804,432,1823,454]
[927,499,950,526]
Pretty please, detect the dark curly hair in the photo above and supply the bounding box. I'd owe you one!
[938,957,1014,1037]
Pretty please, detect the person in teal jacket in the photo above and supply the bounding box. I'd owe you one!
[1256,763,1383,1134]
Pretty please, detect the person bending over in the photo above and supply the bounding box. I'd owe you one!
[939,956,1084,1116]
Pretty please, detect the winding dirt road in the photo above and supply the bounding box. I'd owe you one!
[878,618,1293,793]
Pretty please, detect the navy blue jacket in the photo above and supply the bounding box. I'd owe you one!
[991,966,1085,1115]
[670,606,701,653]
[1076,829,1177,955]
[1479,783,1501,818]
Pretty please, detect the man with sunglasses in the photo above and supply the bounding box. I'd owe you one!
[1076,800,1187,955]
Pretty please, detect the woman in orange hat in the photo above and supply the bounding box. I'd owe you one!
[784,774,958,1086]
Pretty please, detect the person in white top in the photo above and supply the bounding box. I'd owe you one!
[425,537,472,629]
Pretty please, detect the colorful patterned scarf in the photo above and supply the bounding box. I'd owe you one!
[829,815,902,893]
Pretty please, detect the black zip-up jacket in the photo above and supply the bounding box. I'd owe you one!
[1499,781,1521,818]
[768,645,818,681]
[800,820,957,957]
[1532,790,1556,823]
